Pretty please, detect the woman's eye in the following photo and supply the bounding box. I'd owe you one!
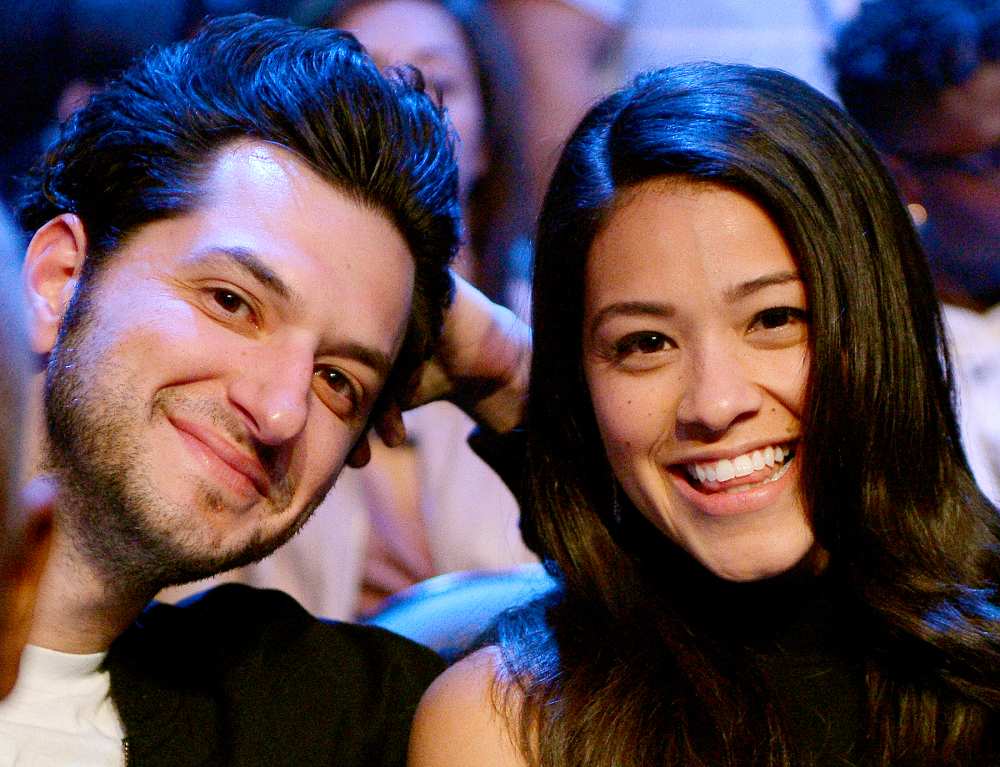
[748,307,810,347]
[314,367,360,416]
[615,332,670,357]
[752,307,808,331]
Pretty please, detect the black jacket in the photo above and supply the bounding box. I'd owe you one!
[106,584,445,766]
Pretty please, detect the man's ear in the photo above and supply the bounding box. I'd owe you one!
[0,477,54,698]
[22,214,88,355]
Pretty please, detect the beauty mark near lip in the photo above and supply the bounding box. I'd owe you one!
[170,417,270,498]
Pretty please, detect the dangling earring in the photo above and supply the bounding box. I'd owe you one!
[611,480,622,525]
[907,202,928,229]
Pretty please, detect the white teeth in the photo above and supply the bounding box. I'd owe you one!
[733,454,753,477]
[685,443,794,486]
[715,459,735,482]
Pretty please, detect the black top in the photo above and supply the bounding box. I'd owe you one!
[672,561,867,765]
[105,584,445,766]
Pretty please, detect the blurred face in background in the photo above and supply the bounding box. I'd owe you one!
[338,0,487,200]
[893,63,1000,308]
[0,211,52,698]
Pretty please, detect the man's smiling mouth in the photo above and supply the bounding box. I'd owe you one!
[170,417,271,498]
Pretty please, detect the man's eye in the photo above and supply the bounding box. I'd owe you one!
[314,367,360,415]
[615,331,670,357]
[212,288,249,315]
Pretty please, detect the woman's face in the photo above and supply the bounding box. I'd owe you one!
[583,181,813,581]
[338,0,487,198]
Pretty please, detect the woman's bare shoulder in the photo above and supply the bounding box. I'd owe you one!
[408,646,530,767]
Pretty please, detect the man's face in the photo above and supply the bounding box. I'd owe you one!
[895,63,1000,307]
[42,141,415,587]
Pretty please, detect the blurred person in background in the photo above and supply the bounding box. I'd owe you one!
[833,0,1000,503]
[0,205,53,700]
[487,0,627,212]
[489,0,862,213]
[318,0,538,615]
[313,0,534,315]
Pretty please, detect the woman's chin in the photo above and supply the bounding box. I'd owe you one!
[691,531,818,583]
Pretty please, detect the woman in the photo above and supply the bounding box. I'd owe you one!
[409,63,1000,765]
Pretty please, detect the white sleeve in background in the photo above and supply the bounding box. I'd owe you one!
[407,402,537,574]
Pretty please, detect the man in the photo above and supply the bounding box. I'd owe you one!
[0,207,53,700]
[832,0,1000,503]
[0,14,529,765]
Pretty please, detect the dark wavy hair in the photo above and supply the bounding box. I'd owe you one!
[17,12,460,407]
[494,63,1000,766]
[298,0,532,306]
[831,0,1000,149]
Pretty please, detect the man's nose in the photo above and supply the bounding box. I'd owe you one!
[228,342,313,446]
[675,343,762,438]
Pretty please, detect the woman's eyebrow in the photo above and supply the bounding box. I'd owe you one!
[723,271,801,303]
[588,301,674,336]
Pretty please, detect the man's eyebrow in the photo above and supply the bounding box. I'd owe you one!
[723,271,801,303]
[332,341,393,381]
[188,246,394,379]
[190,246,299,304]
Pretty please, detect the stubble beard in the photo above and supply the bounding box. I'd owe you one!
[42,287,320,594]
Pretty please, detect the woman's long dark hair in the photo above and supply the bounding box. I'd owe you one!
[299,0,533,306]
[495,63,1000,766]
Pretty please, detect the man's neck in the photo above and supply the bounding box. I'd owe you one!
[27,531,155,654]
[26,376,157,653]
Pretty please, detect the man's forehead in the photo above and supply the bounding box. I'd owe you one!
[182,140,416,363]
[208,140,312,198]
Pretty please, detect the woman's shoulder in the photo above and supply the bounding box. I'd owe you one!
[408,646,530,767]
